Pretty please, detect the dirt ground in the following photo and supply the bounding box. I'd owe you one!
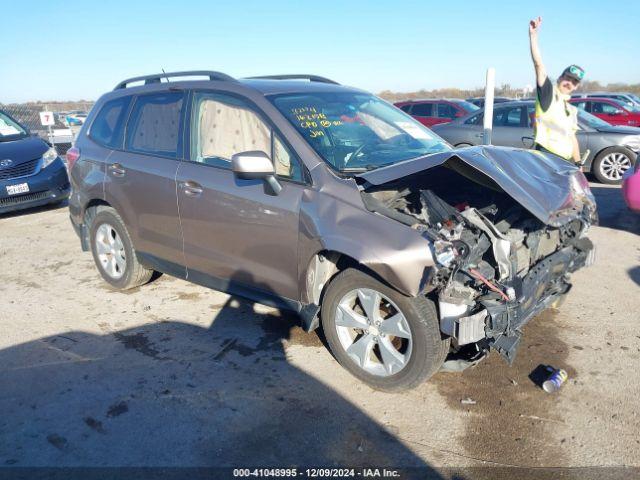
[0,182,638,476]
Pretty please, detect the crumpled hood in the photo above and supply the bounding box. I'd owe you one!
[356,145,595,226]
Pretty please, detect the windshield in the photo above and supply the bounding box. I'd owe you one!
[0,111,28,141]
[578,110,612,129]
[271,92,451,172]
[450,99,480,112]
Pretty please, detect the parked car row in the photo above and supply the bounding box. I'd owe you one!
[56,110,89,126]
[465,96,514,108]
[571,91,640,108]
[569,97,640,127]
[394,98,479,127]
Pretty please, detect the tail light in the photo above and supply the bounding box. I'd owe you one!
[66,147,80,172]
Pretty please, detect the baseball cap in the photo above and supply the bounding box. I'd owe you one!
[562,65,585,83]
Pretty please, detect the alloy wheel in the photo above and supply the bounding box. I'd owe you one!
[600,152,632,181]
[95,223,126,280]
[335,288,413,377]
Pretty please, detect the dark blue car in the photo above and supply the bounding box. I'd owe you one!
[0,109,70,214]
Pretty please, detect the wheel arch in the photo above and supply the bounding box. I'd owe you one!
[76,198,112,251]
[300,244,433,332]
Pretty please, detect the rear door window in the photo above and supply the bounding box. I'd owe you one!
[89,96,132,149]
[125,92,184,158]
[410,103,433,117]
[493,106,523,127]
[592,101,620,114]
[398,104,413,113]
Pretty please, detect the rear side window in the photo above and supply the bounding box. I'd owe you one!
[125,93,184,158]
[398,104,412,113]
[411,103,433,117]
[89,96,132,149]
[592,102,620,114]
[437,103,457,119]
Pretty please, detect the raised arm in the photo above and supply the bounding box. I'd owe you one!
[529,17,547,87]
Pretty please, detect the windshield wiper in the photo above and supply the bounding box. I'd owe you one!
[341,163,394,172]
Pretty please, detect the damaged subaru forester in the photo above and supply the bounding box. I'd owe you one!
[69,72,596,391]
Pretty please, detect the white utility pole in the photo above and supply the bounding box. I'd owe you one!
[483,67,495,145]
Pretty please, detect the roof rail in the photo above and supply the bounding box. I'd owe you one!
[245,74,340,85]
[114,71,236,90]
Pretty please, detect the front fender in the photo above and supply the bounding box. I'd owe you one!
[297,175,435,300]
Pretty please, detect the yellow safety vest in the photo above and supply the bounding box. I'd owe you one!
[534,85,578,160]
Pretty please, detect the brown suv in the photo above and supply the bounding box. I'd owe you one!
[69,71,596,390]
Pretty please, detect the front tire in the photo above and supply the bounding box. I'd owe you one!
[321,268,449,391]
[89,207,154,290]
[592,147,635,184]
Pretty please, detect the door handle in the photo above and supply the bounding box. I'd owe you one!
[181,181,203,197]
[108,163,126,177]
[522,136,535,148]
[474,133,484,138]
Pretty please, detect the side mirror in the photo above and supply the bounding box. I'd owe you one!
[610,109,624,116]
[231,150,282,195]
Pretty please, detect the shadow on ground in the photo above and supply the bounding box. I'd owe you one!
[589,185,640,235]
[0,292,441,476]
[0,199,68,220]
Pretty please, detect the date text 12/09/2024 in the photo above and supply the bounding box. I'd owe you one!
[233,468,402,478]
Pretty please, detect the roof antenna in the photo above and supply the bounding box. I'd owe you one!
[161,68,170,83]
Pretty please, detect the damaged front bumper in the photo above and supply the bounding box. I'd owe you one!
[440,237,594,364]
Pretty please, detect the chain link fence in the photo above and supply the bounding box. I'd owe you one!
[0,102,94,155]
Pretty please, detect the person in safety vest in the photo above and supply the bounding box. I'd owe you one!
[529,16,585,165]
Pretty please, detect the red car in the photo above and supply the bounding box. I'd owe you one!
[395,99,479,127]
[569,97,640,127]
[622,162,640,212]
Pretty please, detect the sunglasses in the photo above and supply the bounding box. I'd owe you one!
[568,66,585,80]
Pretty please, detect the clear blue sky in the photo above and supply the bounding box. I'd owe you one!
[2,0,639,103]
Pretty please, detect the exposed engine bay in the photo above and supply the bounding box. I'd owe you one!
[359,158,596,366]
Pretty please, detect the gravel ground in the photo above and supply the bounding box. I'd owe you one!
[0,182,638,476]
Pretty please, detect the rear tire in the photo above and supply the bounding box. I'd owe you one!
[89,207,154,290]
[592,147,635,184]
[321,268,449,391]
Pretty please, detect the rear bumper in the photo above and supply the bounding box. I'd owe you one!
[0,159,70,214]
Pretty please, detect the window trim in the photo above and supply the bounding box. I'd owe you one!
[122,90,188,160]
[184,88,311,186]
